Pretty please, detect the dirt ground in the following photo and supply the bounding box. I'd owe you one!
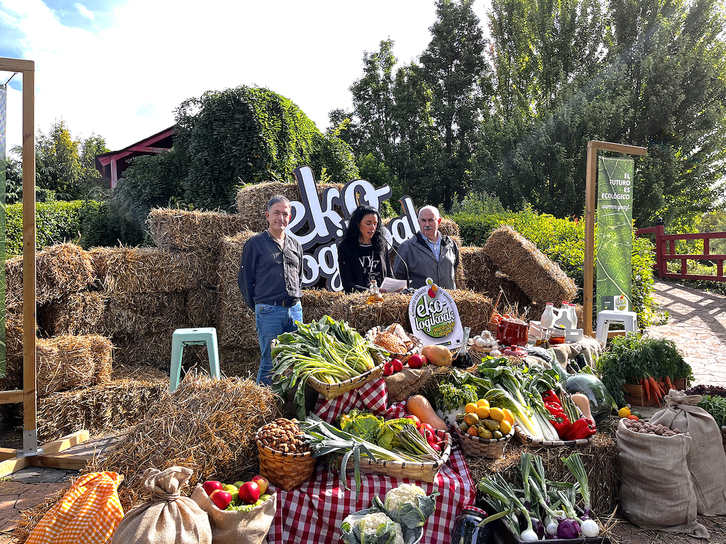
[605,514,726,543]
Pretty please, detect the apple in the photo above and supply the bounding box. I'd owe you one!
[251,475,269,495]
[202,480,224,496]
[223,484,238,494]
[260,493,272,502]
[407,354,425,369]
[233,481,246,488]
[238,481,261,504]
[383,361,394,376]
[391,359,403,372]
[405,414,421,428]
[209,489,232,510]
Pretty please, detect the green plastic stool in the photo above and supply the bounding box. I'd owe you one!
[170,327,220,392]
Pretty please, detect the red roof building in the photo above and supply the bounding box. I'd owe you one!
[95,126,174,188]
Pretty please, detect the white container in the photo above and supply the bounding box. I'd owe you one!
[540,303,556,329]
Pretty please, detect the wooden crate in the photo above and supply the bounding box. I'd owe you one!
[622,378,689,407]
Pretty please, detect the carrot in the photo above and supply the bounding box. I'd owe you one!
[648,376,662,406]
[640,378,650,401]
[665,376,674,392]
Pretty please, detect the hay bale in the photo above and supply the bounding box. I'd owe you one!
[235,181,344,233]
[301,290,347,323]
[460,246,496,292]
[100,292,190,336]
[219,346,260,379]
[483,226,577,304]
[37,369,168,442]
[86,374,281,511]
[6,243,96,306]
[216,231,257,348]
[147,208,250,253]
[187,288,219,328]
[439,217,460,237]
[34,335,112,397]
[39,292,107,337]
[90,247,208,293]
[111,331,211,371]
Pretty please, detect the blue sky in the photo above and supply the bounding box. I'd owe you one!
[0,0,490,152]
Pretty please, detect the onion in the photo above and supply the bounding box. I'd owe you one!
[545,518,559,536]
[580,518,600,537]
[520,529,539,541]
[557,518,581,539]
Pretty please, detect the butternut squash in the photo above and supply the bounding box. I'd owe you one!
[407,395,448,430]
[421,344,452,367]
[570,393,594,423]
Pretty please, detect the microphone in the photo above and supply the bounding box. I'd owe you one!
[379,226,411,289]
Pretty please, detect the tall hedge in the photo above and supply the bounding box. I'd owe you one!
[5,200,102,256]
[451,207,660,327]
[172,86,358,210]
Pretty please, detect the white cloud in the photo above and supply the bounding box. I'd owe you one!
[75,3,95,21]
[3,0,490,153]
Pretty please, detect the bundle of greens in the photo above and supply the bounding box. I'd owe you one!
[271,316,387,418]
[339,411,440,459]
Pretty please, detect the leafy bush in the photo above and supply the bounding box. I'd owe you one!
[5,200,102,256]
[450,206,662,327]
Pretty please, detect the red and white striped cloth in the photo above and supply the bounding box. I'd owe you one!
[267,378,477,543]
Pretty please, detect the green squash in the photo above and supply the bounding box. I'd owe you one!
[565,373,614,423]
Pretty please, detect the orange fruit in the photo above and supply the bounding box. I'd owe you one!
[502,408,515,425]
[489,407,505,422]
[467,425,479,437]
[475,405,490,419]
[464,402,478,414]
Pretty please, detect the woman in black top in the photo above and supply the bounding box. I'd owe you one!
[337,205,392,293]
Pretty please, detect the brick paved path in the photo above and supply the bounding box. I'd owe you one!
[645,279,726,386]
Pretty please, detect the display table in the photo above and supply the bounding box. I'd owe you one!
[268,378,477,543]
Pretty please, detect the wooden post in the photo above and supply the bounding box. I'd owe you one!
[583,141,647,337]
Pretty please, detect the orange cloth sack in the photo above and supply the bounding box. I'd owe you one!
[27,471,124,544]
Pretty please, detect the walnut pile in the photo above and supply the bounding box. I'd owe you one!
[257,418,310,454]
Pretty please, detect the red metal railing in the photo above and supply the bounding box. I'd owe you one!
[635,224,726,281]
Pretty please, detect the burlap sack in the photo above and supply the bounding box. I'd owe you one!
[191,485,276,544]
[112,467,212,544]
[616,418,709,538]
[650,390,726,516]
[385,367,433,403]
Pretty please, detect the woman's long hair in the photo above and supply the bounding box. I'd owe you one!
[341,205,386,253]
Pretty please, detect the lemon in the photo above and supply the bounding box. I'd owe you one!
[489,407,505,422]
[476,399,490,408]
[475,405,490,419]
[502,408,515,425]
[618,406,631,418]
[499,420,512,435]
[465,402,478,414]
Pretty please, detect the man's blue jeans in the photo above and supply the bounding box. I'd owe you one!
[255,302,302,386]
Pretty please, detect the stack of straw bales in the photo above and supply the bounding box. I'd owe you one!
[483,226,578,305]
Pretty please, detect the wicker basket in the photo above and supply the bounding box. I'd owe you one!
[513,424,594,447]
[366,326,422,364]
[467,343,494,365]
[307,363,385,400]
[256,424,316,491]
[344,429,451,483]
[454,425,514,459]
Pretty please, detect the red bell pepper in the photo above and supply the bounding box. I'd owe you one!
[563,416,596,440]
[542,389,561,405]
[544,401,571,437]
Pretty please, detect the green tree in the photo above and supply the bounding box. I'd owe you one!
[36,120,82,198]
[420,0,490,207]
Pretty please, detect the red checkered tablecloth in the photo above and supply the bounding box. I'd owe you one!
[267,378,477,543]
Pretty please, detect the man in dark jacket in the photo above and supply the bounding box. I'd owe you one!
[393,205,459,289]
[238,195,303,385]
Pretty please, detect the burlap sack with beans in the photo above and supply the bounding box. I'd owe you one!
[191,485,276,544]
[616,418,709,538]
[650,390,726,516]
[112,466,212,544]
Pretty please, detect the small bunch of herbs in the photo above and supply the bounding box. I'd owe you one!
[697,395,726,427]
[596,333,694,406]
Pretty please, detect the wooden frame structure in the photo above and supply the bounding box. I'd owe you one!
[0,57,89,476]
[583,141,647,337]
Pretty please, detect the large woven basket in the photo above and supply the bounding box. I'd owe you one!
[454,425,514,459]
[307,363,385,400]
[344,429,451,483]
[467,343,494,365]
[366,326,422,364]
[514,424,594,447]
[256,422,316,491]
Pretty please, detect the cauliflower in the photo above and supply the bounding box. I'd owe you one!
[384,484,426,512]
[393,522,404,544]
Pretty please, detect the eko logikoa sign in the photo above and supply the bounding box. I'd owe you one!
[408,279,464,349]
[286,166,422,291]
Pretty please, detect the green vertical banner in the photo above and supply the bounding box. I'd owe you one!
[596,156,633,313]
